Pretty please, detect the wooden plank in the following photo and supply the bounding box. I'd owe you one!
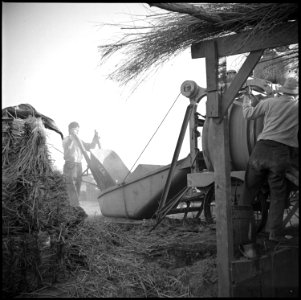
[191,22,298,58]
[212,114,234,297]
[205,45,234,296]
[187,171,245,188]
[205,41,220,117]
[189,103,198,172]
[158,104,193,210]
[232,248,298,297]
[169,206,202,214]
[216,58,233,297]
[187,172,214,187]
[219,50,264,122]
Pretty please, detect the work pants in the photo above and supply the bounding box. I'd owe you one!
[63,161,82,207]
[241,140,291,237]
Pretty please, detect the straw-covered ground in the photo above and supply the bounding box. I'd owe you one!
[18,216,218,298]
[2,113,218,298]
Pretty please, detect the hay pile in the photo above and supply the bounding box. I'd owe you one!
[19,216,217,298]
[98,3,298,89]
[2,116,87,298]
[2,114,217,298]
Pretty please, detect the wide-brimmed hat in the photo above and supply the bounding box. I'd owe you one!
[278,77,298,95]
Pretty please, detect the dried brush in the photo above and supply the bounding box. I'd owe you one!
[98,3,298,91]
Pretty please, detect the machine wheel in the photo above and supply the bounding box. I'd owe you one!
[253,187,299,233]
[283,190,299,228]
[201,177,245,223]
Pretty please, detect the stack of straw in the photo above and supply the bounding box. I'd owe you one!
[2,115,87,298]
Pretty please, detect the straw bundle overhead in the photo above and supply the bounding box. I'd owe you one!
[2,113,87,298]
[98,3,298,88]
[253,46,299,85]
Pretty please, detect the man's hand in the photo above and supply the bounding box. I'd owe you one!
[94,130,99,139]
[93,130,101,148]
[242,95,252,106]
[240,86,252,106]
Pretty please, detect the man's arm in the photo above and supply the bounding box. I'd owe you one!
[62,136,74,150]
[242,94,268,120]
[82,132,100,151]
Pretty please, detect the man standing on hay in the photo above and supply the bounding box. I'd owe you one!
[63,121,100,206]
[241,77,298,251]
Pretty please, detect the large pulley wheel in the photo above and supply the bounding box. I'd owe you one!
[202,77,275,172]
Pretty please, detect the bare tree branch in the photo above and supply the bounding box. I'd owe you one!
[147,3,222,23]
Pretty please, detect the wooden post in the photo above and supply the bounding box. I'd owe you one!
[158,104,194,210]
[204,41,233,297]
[219,49,264,122]
[189,100,198,173]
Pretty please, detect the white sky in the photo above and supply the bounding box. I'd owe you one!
[2,2,243,172]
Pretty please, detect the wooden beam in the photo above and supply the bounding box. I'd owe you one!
[219,49,264,122]
[205,43,234,296]
[189,102,198,173]
[212,114,234,297]
[205,41,220,117]
[191,22,298,58]
[232,248,298,296]
[158,104,193,211]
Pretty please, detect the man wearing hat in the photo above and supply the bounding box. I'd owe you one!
[241,77,298,245]
[226,69,237,83]
[63,122,100,206]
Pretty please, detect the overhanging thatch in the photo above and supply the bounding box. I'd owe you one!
[98,3,298,89]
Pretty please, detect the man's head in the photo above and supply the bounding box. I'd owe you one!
[279,77,298,95]
[68,121,79,135]
[227,69,237,76]
[226,69,237,82]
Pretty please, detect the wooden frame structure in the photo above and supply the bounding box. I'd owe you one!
[191,21,298,297]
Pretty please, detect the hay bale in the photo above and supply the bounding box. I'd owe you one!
[2,115,87,298]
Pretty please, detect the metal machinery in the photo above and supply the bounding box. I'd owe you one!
[165,77,299,239]
[95,74,298,295]
[97,76,298,231]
